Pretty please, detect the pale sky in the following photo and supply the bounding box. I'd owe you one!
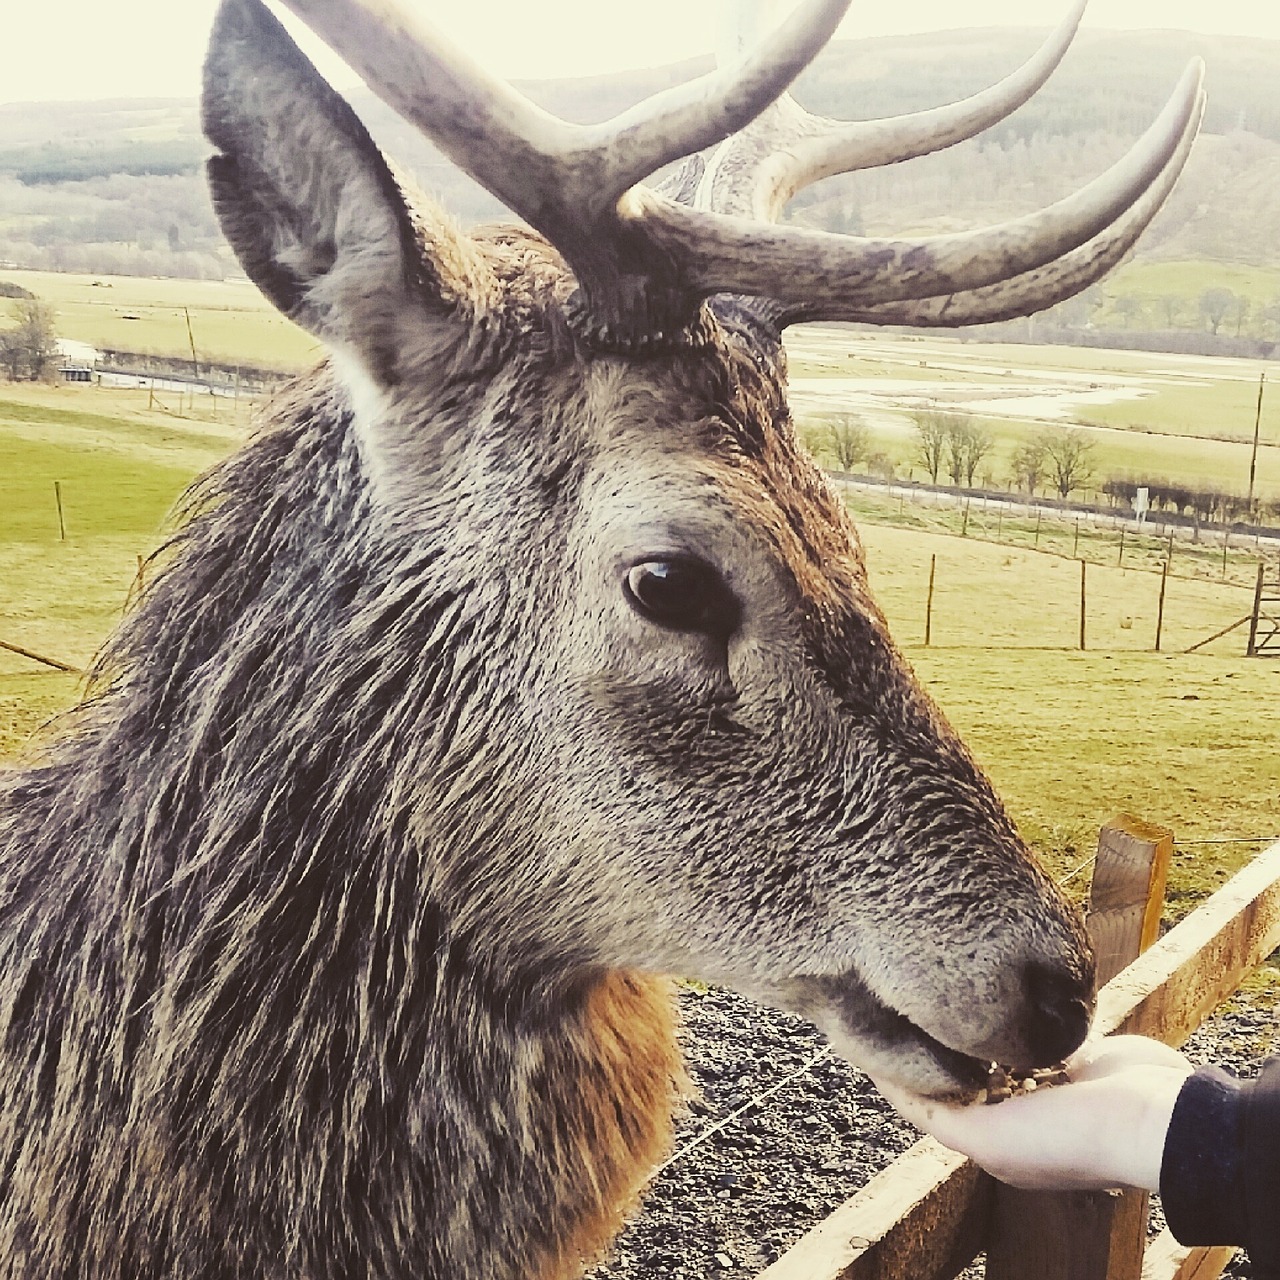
[1,0,1277,106]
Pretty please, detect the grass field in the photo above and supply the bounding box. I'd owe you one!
[0,268,319,371]
[0,384,239,754]
[2,382,1277,922]
[1100,259,1280,317]
[5,265,1279,499]
[788,328,1280,502]
[843,484,1279,591]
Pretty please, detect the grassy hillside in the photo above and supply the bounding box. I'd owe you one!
[2,385,1276,914]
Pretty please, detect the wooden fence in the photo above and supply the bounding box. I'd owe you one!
[760,817,1280,1280]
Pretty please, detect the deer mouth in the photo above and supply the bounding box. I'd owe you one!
[784,970,992,1101]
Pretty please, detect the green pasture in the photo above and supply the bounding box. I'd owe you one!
[844,484,1276,590]
[858,520,1280,904]
[1083,376,1280,446]
[786,328,1265,379]
[788,327,1280,500]
[2,382,1277,920]
[806,411,1280,503]
[1103,259,1280,311]
[0,386,235,754]
[0,268,318,371]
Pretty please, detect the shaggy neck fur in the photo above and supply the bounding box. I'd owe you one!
[0,371,680,1279]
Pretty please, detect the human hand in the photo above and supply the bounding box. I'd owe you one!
[872,1035,1193,1192]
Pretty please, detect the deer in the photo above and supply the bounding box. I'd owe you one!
[0,0,1202,1276]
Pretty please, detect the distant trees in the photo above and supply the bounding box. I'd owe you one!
[0,296,58,381]
[825,413,870,473]
[912,409,952,483]
[1156,294,1182,328]
[1103,473,1269,528]
[1226,293,1252,337]
[1010,435,1049,494]
[1198,287,1235,335]
[1113,294,1144,328]
[1042,425,1096,499]
[909,410,993,488]
[944,417,994,487]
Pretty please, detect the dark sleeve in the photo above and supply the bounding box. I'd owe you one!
[1160,1056,1280,1277]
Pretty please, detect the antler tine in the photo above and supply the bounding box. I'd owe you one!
[273,0,573,228]
[641,57,1204,311]
[276,0,850,334]
[811,82,1206,328]
[582,0,851,210]
[773,0,1087,216]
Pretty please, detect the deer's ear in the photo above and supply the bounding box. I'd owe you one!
[202,0,492,383]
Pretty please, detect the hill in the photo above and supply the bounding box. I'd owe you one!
[2,28,1280,342]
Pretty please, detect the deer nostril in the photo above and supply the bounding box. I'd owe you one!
[1023,962,1094,1066]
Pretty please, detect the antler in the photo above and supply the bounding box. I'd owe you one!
[274,0,1205,344]
[275,0,851,342]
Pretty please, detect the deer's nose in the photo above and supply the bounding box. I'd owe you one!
[1022,962,1094,1066]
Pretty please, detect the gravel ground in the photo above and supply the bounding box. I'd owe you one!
[585,982,1280,1280]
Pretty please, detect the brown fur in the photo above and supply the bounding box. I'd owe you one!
[538,974,683,1280]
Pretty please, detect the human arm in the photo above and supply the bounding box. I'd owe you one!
[874,1036,1280,1275]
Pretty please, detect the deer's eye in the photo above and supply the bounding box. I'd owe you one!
[624,558,739,636]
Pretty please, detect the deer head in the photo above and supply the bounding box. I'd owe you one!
[201,0,1202,1100]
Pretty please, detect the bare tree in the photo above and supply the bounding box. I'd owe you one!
[826,413,870,474]
[1010,434,1049,494]
[912,409,959,484]
[0,297,58,381]
[1043,425,1096,499]
[946,417,994,487]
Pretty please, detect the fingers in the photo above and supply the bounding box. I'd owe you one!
[870,1036,1193,1193]
[1067,1035,1192,1083]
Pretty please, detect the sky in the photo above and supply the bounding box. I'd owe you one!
[1,0,1278,106]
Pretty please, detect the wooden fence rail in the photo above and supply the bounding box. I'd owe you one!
[760,830,1280,1280]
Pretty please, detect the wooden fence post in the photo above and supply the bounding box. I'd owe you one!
[925,555,936,647]
[1248,562,1265,657]
[1079,560,1087,651]
[1155,561,1169,653]
[985,816,1173,1280]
